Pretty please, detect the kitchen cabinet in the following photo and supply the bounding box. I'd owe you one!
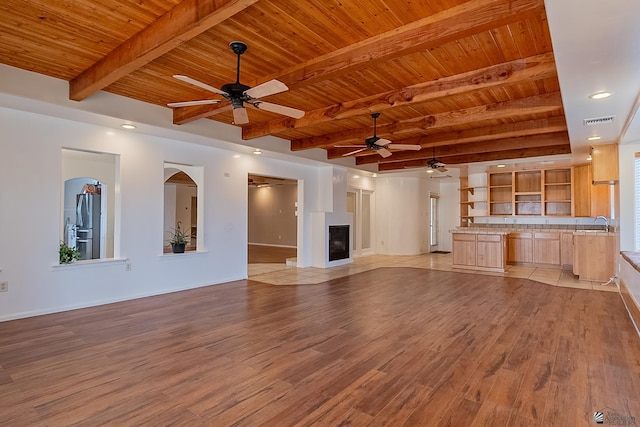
[488,167,574,217]
[514,170,542,215]
[452,233,476,267]
[477,234,504,269]
[573,164,610,217]
[507,232,533,263]
[489,172,513,215]
[533,232,560,265]
[573,232,616,281]
[560,232,574,269]
[544,168,572,216]
[590,144,619,184]
[452,232,507,272]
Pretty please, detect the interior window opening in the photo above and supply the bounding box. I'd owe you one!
[164,163,203,254]
[61,149,118,262]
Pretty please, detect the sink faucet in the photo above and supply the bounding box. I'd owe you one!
[595,216,609,232]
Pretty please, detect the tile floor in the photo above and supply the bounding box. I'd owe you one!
[248,253,618,292]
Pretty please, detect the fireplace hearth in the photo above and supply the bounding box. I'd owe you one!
[329,225,350,261]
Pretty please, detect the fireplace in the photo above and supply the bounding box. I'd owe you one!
[329,225,350,261]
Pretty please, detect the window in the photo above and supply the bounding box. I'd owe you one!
[430,194,439,247]
[61,149,118,260]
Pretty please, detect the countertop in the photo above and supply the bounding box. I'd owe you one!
[451,227,618,237]
[621,252,640,274]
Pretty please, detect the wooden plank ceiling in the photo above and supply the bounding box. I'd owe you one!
[0,0,568,172]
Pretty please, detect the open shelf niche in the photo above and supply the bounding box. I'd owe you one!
[459,172,487,226]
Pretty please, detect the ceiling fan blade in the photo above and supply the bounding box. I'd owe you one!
[233,107,249,124]
[387,144,422,151]
[377,138,392,146]
[173,75,227,96]
[437,166,449,172]
[335,145,367,148]
[167,99,221,108]
[252,101,305,119]
[244,79,289,99]
[342,148,368,157]
[378,148,392,158]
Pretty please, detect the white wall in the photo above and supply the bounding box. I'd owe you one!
[619,142,639,251]
[0,107,328,321]
[248,184,297,247]
[439,181,459,252]
[375,174,440,255]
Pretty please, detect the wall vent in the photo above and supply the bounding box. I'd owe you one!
[583,115,615,126]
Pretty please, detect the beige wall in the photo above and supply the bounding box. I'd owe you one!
[248,184,297,247]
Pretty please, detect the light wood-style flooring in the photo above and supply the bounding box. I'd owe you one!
[1,263,639,425]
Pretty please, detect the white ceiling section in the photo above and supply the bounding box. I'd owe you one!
[545,0,640,157]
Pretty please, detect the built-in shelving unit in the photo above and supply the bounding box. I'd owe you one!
[459,176,487,226]
[489,172,513,215]
[514,170,541,215]
[487,166,574,217]
[544,168,572,216]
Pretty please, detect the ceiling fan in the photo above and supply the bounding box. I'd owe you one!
[338,113,421,158]
[167,41,305,125]
[427,148,448,172]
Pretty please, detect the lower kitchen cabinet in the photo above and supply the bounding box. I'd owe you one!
[533,232,560,265]
[477,234,504,269]
[573,233,616,281]
[507,232,533,263]
[452,232,506,272]
[560,232,574,269]
[452,233,476,267]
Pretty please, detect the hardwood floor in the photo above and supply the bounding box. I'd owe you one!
[1,268,639,426]
[248,244,297,264]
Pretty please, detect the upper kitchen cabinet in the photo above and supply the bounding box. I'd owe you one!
[573,164,610,217]
[590,144,619,184]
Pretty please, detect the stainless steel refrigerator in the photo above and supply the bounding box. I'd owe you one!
[76,193,101,260]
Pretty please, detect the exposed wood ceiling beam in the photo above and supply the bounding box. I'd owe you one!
[326,116,567,160]
[173,103,233,125]
[378,145,572,171]
[69,0,260,101]
[356,132,569,165]
[292,92,563,150]
[241,52,556,139]
[175,0,544,125]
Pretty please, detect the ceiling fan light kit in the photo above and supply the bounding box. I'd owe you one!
[168,41,305,125]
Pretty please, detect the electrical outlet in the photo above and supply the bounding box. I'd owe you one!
[0,281,8,292]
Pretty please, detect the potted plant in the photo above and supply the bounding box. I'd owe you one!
[59,241,81,264]
[169,223,189,253]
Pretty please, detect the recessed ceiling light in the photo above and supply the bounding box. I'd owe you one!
[589,91,612,100]
[496,164,506,168]
[121,123,136,130]
[253,149,262,155]
[587,135,601,141]
[426,169,434,174]
[372,173,378,178]
[232,154,241,158]
[587,155,593,161]
[353,175,360,179]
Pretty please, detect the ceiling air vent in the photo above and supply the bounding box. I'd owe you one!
[583,115,615,126]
